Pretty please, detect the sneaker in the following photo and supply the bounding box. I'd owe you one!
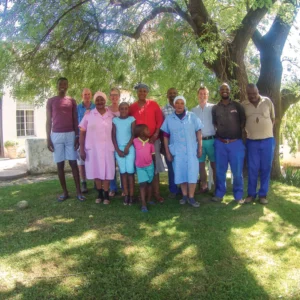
[245,196,254,203]
[259,197,268,205]
[179,195,188,204]
[141,206,148,212]
[103,199,110,205]
[211,196,223,202]
[188,198,200,208]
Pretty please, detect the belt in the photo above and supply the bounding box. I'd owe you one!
[202,135,215,140]
[217,138,237,144]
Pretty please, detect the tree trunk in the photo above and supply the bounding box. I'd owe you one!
[257,50,283,179]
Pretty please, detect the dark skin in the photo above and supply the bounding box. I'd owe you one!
[167,88,178,107]
[112,103,136,197]
[80,96,110,198]
[46,79,81,198]
[138,127,156,208]
[164,99,202,199]
[246,85,275,125]
[136,87,162,201]
[219,83,231,105]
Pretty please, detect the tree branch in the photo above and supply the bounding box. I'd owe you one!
[30,0,90,56]
[98,5,194,39]
[232,1,275,54]
[252,29,263,50]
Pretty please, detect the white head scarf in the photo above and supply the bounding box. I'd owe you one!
[173,95,186,105]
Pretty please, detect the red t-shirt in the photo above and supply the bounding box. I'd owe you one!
[129,100,163,136]
[47,96,77,133]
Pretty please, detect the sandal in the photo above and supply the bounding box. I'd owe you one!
[57,194,69,202]
[155,195,164,203]
[77,195,86,202]
[103,191,110,205]
[109,191,116,197]
[95,189,104,204]
[123,195,129,206]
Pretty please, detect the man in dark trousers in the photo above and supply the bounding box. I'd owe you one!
[46,77,85,201]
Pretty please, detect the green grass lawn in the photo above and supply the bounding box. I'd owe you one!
[0,174,299,299]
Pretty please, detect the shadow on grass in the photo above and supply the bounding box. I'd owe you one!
[0,178,274,299]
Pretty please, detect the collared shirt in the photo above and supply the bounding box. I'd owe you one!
[192,103,216,137]
[161,103,175,118]
[77,101,96,124]
[212,99,246,139]
[242,96,275,140]
[133,137,155,168]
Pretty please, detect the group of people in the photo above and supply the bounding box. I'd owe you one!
[46,77,275,212]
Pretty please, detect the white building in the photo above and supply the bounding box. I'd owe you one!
[0,89,47,158]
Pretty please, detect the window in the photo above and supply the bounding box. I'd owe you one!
[16,101,35,137]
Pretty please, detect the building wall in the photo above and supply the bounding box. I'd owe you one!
[2,89,47,157]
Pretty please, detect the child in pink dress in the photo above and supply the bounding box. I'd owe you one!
[133,124,156,212]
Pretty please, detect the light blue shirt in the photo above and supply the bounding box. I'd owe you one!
[192,103,215,137]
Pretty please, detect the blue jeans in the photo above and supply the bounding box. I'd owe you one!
[215,139,245,200]
[165,156,180,194]
[246,138,275,198]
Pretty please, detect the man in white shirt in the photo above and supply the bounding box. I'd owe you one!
[192,87,216,193]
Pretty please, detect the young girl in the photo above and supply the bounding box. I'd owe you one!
[133,124,156,212]
[112,102,136,205]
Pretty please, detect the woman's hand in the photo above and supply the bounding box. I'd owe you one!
[166,152,173,162]
[117,150,125,157]
[123,147,129,156]
[80,149,86,161]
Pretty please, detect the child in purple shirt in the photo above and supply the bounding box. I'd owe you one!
[133,124,156,212]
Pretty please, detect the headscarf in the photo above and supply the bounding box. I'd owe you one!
[134,82,150,92]
[93,91,107,102]
[173,95,186,105]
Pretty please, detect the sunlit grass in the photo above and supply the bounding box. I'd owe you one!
[0,175,299,299]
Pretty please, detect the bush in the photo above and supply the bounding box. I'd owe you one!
[281,167,300,187]
[4,140,18,147]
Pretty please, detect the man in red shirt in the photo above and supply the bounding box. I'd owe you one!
[46,77,85,202]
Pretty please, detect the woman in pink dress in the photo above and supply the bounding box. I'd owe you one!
[79,91,115,204]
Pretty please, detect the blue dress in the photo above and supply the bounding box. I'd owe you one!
[112,116,135,174]
[161,111,203,184]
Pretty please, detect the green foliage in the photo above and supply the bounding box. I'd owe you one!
[4,140,18,147]
[282,167,300,187]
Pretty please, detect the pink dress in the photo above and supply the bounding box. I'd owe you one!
[79,108,115,180]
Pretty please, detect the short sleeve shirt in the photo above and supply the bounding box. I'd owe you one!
[242,96,275,139]
[47,96,77,133]
[212,100,246,139]
[133,138,155,168]
[192,103,216,137]
[129,100,163,136]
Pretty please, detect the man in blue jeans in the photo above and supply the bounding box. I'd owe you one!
[211,83,246,204]
[161,88,181,198]
[242,84,275,204]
